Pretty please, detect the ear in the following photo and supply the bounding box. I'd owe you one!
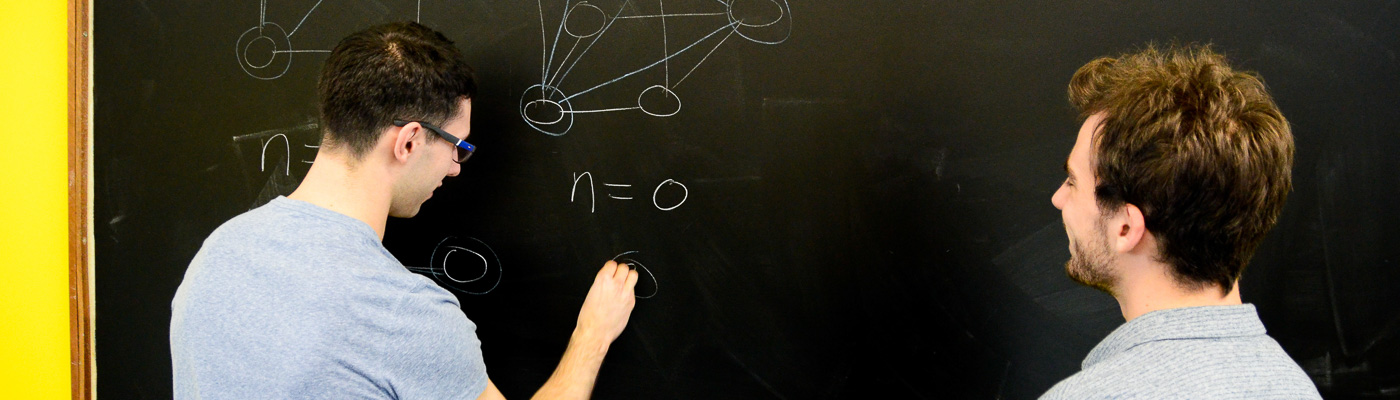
[390,122,422,163]
[1111,203,1149,254]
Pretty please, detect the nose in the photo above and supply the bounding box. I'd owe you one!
[447,161,461,177]
[1051,181,1067,210]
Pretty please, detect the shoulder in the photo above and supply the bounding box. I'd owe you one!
[173,197,435,341]
[1042,336,1321,400]
[1039,354,1175,400]
[186,198,404,283]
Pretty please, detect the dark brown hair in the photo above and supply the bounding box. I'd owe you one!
[317,21,477,158]
[1068,44,1294,293]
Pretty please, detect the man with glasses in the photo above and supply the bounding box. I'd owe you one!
[171,22,639,399]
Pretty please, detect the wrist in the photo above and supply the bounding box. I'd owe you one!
[569,326,611,356]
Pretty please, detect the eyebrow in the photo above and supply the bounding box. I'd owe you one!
[1064,161,1076,181]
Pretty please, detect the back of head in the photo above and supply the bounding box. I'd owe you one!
[1067,44,1294,293]
[318,21,477,159]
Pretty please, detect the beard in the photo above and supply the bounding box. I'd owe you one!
[1065,220,1117,295]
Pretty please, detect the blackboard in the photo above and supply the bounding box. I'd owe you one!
[96,1,1400,398]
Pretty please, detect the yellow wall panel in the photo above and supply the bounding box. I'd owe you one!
[0,1,75,399]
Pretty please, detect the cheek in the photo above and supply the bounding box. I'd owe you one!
[441,156,455,176]
[1062,194,1096,229]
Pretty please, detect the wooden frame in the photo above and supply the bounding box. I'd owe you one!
[70,0,93,398]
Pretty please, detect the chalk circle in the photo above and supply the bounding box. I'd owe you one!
[244,36,277,68]
[236,23,293,80]
[442,248,489,283]
[520,84,575,136]
[564,2,607,38]
[726,0,793,45]
[613,251,659,299]
[524,99,566,125]
[428,236,503,295]
[652,179,688,211]
[637,85,682,117]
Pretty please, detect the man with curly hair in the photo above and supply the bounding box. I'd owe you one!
[1041,45,1321,398]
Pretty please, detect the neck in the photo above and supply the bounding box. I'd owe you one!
[287,149,392,240]
[1113,262,1242,322]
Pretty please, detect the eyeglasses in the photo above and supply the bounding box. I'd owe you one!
[393,119,475,163]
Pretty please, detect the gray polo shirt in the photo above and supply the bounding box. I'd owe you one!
[1040,304,1321,399]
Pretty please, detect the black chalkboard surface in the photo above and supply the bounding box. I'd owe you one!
[96,1,1400,398]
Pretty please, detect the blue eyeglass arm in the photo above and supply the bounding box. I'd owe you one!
[433,129,475,152]
[392,119,475,152]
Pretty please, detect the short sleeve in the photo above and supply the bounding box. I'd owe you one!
[382,284,489,399]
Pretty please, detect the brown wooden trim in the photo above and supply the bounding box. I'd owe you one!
[69,0,93,397]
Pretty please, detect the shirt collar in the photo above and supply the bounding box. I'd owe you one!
[1082,304,1267,368]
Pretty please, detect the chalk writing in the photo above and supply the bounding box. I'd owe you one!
[571,172,689,212]
[260,133,290,175]
[231,122,320,209]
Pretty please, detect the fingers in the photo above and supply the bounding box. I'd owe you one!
[595,259,638,295]
[612,262,631,281]
[597,260,618,281]
[576,258,642,344]
[624,268,639,291]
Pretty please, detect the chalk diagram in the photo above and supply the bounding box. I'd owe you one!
[236,0,328,79]
[236,0,432,79]
[613,251,659,299]
[521,0,793,136]
[407,236,504,295]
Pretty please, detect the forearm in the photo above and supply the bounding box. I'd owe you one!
[532,260,636,399]
[531,329,611,400]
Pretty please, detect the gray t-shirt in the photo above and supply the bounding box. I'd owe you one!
[171,196,488,399]
[1040,304,1321,399]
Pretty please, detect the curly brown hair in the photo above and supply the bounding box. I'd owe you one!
[1068,44,1294,293]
